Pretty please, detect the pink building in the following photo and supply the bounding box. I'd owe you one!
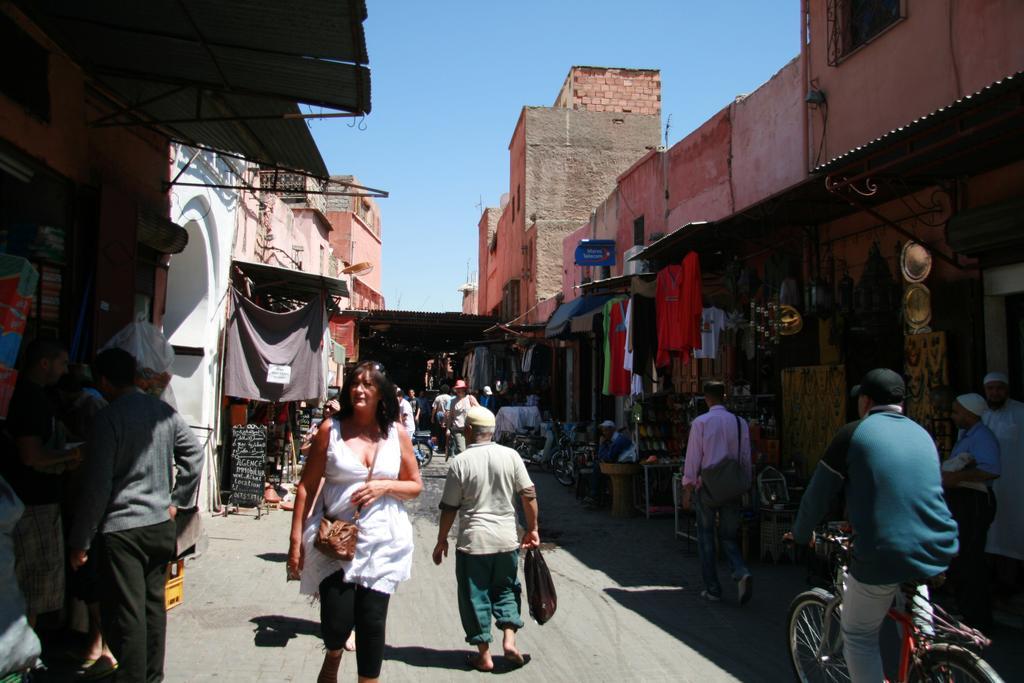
[325,174,385,310]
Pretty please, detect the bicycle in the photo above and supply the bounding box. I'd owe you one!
[786,528,1003,682]
[412,430,434,468]
[550,420,590,487]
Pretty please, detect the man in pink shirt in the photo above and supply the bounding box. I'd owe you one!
[682,382,753,605]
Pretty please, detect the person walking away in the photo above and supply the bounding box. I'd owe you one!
[943,393,1000,628]
[585,420,632,508]
[433,406,539,672]
[0,339,80,635]
[396,387,416,438]
[288,360,422,683]
[681,382,752,605]
[446,380,479,458]
[68,348,204,682]
[788,368,958,683]
[432,384,452,456]
[981,371,1024,601]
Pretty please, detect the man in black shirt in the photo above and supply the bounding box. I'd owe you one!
[1,338,80,627]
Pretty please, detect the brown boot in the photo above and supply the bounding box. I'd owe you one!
[317,652,342,683]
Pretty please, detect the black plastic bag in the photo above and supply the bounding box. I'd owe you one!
[523,547,557,625]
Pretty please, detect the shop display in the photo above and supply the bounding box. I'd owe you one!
[633,394,686,460]
[904,331,950,455]
[782,365,846,476]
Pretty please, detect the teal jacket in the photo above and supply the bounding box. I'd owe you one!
[793,409,958,585]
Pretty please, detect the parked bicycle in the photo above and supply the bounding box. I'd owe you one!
[549,421,592,487]
[786,529,1003,682]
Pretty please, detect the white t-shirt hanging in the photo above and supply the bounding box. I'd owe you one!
[694,306,726,359]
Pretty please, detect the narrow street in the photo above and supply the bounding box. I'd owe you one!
[166,461,808,682]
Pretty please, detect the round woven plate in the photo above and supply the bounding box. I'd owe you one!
[779,305,803,336]
[901,241,932,283]
[903,283,932,329]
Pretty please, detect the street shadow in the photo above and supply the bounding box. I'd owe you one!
[250,615,321,647]
[385,645,531,674]
[256,552,288,563]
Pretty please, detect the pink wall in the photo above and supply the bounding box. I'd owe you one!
[807,0,1024,169]
[326,210,383,295]
[665,109,734,230]
[615,150,665,274]
[731,57,806,209]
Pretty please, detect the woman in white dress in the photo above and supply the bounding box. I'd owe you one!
[288,361,422,682]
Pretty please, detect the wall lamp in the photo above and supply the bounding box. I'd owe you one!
[806,89,827,106]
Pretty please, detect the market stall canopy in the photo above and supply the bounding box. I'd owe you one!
[357,310,501,356]
[233,259,349,302]
[16,0,373,176]
[545,295,612,339]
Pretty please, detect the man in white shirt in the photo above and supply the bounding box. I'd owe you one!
[396,387,416,437]
[982,371,1024,592]
[433,407,539,672]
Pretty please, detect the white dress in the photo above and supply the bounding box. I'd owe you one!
[300,422,414,596]
[983,400,1024,560]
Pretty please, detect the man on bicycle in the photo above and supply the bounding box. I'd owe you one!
[789,368,958,683]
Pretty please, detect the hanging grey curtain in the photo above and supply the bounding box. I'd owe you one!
[224,288,327,402]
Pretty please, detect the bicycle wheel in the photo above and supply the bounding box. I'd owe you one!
[552,449,576,486]
[416,442,433,468]
[787,588,850,682]
[909,644,1004,683]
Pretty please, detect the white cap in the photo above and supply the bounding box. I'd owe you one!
[956,393,988,417]
[483,385,492,395]
[599,420,616,429]
[984,371,1009,386]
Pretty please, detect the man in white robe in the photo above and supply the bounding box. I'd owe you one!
[982,372,1024,567]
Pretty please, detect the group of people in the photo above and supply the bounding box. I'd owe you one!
[1,339,205,681]
[286,361,540,682]
[679,368,1019,683]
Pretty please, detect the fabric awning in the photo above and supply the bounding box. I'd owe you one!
[17,0,373,176]
[233,259,349,301]
[544,295,612,339]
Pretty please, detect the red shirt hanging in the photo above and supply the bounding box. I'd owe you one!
[655,265,684,367]
[679,251,704,360]
[607,300,631,396]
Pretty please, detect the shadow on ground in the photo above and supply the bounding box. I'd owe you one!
[250,615,321,647]
[385,645,531,674]
[256,552,288,563]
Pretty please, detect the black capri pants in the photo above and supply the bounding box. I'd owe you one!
[319,570,392,678]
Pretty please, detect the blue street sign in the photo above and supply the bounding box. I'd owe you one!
[574,239,616,266]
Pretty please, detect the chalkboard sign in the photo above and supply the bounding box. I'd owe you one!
[230,424,267,507]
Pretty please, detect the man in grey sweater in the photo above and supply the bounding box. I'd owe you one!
[68,348,203,682]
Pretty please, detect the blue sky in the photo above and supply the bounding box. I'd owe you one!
[309,1,799,313]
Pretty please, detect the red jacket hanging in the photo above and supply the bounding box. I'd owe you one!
[680,251,703,360]
[655,265,684,367]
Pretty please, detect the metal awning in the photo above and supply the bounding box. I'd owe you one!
[578,273,655,294]
[233,259,349,301]
[545,295,612,339]
[17,0,373,176]
[628,222,714,263]
[817,71,1024,188]
[138,206,188,254]
[358,310,501,355]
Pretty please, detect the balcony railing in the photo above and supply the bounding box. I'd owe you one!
[258,169,327,214]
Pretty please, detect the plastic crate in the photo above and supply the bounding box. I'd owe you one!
[165,559,185,611]
[760,508,796,564]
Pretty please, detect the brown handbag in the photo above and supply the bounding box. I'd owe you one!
[314,440,381,561]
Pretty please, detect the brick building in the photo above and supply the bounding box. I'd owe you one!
[477,67,662,321]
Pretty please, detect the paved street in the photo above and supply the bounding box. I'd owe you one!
[165,460,1022,682]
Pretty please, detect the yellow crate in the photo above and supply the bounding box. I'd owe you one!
[165,559,185,611]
